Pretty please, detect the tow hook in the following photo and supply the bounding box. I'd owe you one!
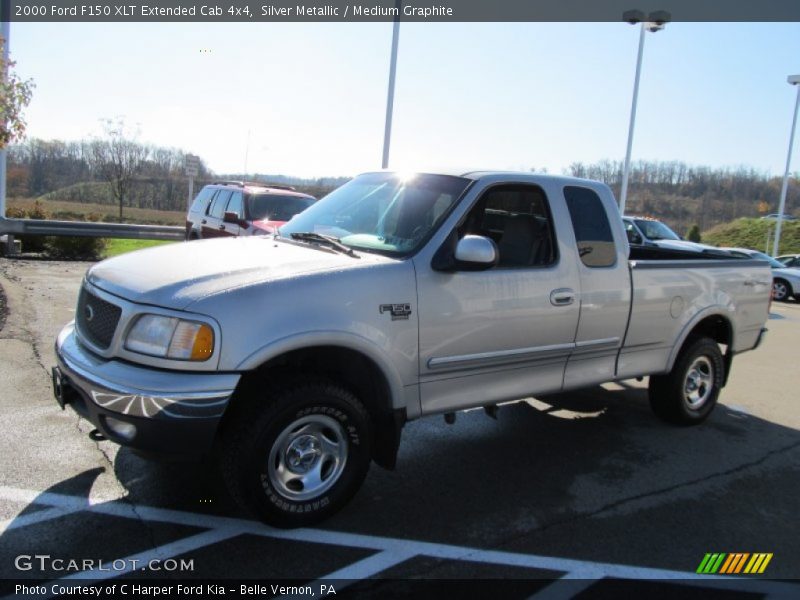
[89,429,107,442]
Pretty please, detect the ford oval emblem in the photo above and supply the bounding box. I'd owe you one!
[85,304,95,322]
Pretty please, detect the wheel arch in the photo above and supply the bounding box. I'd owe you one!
[222,341,408,470]
[666,310,734,386]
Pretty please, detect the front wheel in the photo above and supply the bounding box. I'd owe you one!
[220,379,372,528]
[772,279,791,302]
[648,337,724,425]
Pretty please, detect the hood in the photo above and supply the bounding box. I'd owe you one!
[773,267,800,283]
[653,239,720,253]
[88,236,389,310]
[251,219,286,234]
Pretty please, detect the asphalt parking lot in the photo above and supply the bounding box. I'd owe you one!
[1,256,799,598]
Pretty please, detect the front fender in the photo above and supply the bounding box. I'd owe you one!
[235,330,415,415]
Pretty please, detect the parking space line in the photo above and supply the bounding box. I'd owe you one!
[59,527,247,581]
[2,485,798,597]
[0,506,85,534]
[281,549,417,599]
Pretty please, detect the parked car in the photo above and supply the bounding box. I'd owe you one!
[720,247,800,301]
[761,213,798,221]
[185,181,316,240]
[53,171,771,527]
[623,216,723,254]
[776,254,800,269]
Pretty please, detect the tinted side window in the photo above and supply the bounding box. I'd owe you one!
[227,192,243,218]
[190,187,215,213]
[564,186,616,268]
[461,184,557,268]
[209,190,232,219]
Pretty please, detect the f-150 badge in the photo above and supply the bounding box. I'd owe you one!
[379,303,412,320]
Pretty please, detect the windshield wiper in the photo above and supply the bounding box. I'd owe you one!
[289,232,360,258]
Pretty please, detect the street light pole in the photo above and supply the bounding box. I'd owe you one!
[619,22,646,215]
[618,10,669,215]
[772,74,800,257]
[381,0,401,170]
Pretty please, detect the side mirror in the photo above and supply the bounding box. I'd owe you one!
[432,234,499,272]
[626,230,643,245]
[223,211,241,225]
[455,235,498,267]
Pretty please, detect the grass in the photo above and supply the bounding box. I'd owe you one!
[703,218,800,254]
[7,197,186,226]
[102,239,177,258]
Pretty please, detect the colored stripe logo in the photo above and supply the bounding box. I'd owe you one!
[697,553,773,574]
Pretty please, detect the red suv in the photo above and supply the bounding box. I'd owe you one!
[185,181,316,240]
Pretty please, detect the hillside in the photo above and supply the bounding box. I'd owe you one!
[702,218,800,254]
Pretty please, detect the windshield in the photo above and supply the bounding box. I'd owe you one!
[246,194,315,222]
[633,219,681,241]
[278,173,472,256]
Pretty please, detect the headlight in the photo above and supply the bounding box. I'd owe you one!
[125,315,214,361]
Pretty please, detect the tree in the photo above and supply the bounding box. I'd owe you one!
[88,118,150,222]
[686,224,702,243]
[0,35,35,149]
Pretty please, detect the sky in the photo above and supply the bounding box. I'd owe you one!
[9,21,800,178]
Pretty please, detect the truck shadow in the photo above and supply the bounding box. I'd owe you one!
[4,382,799,579]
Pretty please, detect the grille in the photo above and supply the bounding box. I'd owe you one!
[76,287,121,349]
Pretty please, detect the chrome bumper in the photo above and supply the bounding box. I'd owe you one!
[53,322,241,456]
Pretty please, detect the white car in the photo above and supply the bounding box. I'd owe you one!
[721,248,800,302]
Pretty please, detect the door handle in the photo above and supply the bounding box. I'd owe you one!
[550,288,576,306]
[219,224,226,230]
[201,219,207,224]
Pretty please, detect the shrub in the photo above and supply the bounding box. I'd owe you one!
[44,236,108,260]
[6,201,49,252]
[686,224,702,243]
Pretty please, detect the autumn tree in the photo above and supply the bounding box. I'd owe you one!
[0,34,35,149]
[88,118,150,222]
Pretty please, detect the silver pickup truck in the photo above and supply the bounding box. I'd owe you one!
[52,171,771,527]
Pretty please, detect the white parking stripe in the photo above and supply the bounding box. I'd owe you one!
[0,506,84,534]
[281,549,417,599]
[60,528,246,581]
[1,485,798,598]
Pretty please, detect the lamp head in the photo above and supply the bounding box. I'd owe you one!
[789,75,800,86]
[623,9,645,24]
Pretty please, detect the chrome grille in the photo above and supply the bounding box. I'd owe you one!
[76,287,121,349]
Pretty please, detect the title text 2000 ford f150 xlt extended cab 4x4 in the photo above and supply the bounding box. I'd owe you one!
[52,172,772,527]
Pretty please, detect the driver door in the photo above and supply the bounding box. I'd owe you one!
[414,184,580,415]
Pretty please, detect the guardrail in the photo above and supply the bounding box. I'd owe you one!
[0,216,185,241]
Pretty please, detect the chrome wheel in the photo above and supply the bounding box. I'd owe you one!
[267,414,348,501]
[683,356,714,409]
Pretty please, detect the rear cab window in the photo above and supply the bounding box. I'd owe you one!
[564,186,617,268]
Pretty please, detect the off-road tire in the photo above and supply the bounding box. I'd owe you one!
[219,378,372,528]
[649,337,724,426]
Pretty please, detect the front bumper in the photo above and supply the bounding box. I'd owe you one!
[53,322,241,457]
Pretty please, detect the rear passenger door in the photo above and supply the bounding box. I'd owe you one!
[563,186,631,388]
[203,190,232,238]
[415,184,581,415]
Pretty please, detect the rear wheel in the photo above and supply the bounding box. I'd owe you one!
[219,378,372,528]
[649,337,724,425]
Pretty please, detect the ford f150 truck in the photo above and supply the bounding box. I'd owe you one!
[52,171,771,527]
